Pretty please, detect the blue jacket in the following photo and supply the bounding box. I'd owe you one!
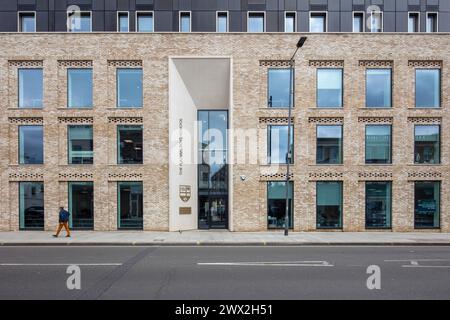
[59,209,70,223]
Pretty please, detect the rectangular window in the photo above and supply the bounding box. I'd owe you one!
[217,12,228,32]
[414,125,440,164]
[353,12,364,32]
[310,12,326,32]
[369,11,383,32]
[365,125,392,164]
[118,12,129,32]
[248,12,265,32]
[366,181,392,229]
[68,11,91,32]
[118,182,143,230]
[408,12,419,32]
[415,69,440,108]
[316,125,343,164]
[18,68,43,108]
[19,182,44,230]
[68,69,93,108]
[317,68,343,108]
[69,182,94,230]
[366,69,392,108]
[415,181,440,228]
[117,68,143,108]
[68,125,93,164]
[136,11,153,32]
[267,181,293,229]
[268,68,293,108]
[19,125,43,164]
[426,12,438,32]
[180,12,191,32]
[285,12,296,32]
[268,125,294,164]
[18,12,36,32]
[316,181,342,229]
[118,125,143,164]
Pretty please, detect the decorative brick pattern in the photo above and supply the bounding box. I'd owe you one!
[309,60,344,67]
[58,117,94,124]
[358,117,393,124]
[9,173,44,181]
[308,117,343,124]
[108,173,143,180]
[359,60,393,67]
[8,117,43,124]
[58,173,94,180]
[407,117,441,124]
[8,60,43,67]
[408,172,442,179]
[358,172,393,179]
[108,117,143,124]
[260,173,294,181]
[259,60,291,67]
[259,117,290,124]
[309,172,344,179]
[107,60,143,67]
[408,60,442,68]
[58,60,93,68]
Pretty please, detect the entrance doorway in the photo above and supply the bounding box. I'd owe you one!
[198,110,228,229]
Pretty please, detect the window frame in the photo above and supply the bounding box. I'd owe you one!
[414,68,441,109]
[18,125,44,165]
[369,10,383,32]
[117,181,144,230]
[414,124,441,165]
[365,181,392,229]
[365,68,392,109]
[67,68,93,109]
[316,124,343,165]
[267,67,293,108]
[18,68,43,109]
[117,11,130,32]
[116,68,143,108]
[267,124,294,165]
[316,68,344,108]
[408,12,420,33]
[352,11,365,32]
[136,11,154,32]
[316,181,343,229]
[179,11,192,32]
[18,11,36,32]
[267,181,294,230]
[414,181,441,229]
[117,125,144,165]
[19,181,45,231]
[66,11,92,32]
[247,11,266,32]
[67,124,94,165]
[284,11,297,32]
[426,12,438,33]
[216,11,229,32]
[365,124,392,165]
[309,11,328,32]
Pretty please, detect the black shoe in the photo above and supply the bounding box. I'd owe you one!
[66,235,71,238]
[52,235,58,238]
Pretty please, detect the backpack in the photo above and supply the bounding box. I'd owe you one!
[60,210,70,222]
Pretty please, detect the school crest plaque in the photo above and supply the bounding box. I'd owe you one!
[179,185,191,202]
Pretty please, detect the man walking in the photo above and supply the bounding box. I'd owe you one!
[53,206,71,238]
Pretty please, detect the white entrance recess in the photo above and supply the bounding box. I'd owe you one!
[168,57,232,231]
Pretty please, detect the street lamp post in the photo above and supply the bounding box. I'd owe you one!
[285,36,307,236]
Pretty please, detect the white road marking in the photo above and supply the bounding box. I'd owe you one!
[198,260,333,267]
[384,259,450,268]
[0,263,122,266]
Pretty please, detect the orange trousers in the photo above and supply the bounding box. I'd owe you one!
[55,222,71,237]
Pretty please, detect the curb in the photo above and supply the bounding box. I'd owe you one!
[1,241,450,246]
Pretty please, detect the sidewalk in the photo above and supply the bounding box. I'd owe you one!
[1,230,450,246]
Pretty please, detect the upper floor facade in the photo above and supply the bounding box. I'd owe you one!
[1,0,449,33]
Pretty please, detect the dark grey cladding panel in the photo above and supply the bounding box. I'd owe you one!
[266,10,278,32]
[427,5,439,11]
[54,11,68,31]
[353,5,365,11]
[408,5,421,11]
[310,5,327,11]
[36,10,49,31]
[192,0,217,11]
[439,12,450,31]
[266,0,277,11]
[0,12,17,31]
[104,10,117,31]
[229,10,242,31]
[285,0,297,11]
[92,0,105,10]
[192,11,215,31]
[117,0,129,10]
[92,10,105,31]
[36,0,49,10]
[248,4,266,11]
[328,11,340,32]
[383,11,395,32]
[1,0,18,11]
[395,11,408,32]
[328,0,340,11]
[136,4,154,10]
[340,11,352,32]
[298,10,309,31]
[18,4,36,11]
[154,0,172,10]
[154,10,173,31]
[104,0,116,10]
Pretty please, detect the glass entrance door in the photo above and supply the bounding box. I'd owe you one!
[198,110,228,229]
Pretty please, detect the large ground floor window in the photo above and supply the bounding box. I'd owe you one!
[118,182,143,230]
[415,181,440,229]
[69,182,94,230]
[19,182,44,230]
[365,181,392,229]
[267,181,293,229]
[316,181,343,229]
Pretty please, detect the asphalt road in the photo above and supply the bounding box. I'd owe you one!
[0,246,449,300]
